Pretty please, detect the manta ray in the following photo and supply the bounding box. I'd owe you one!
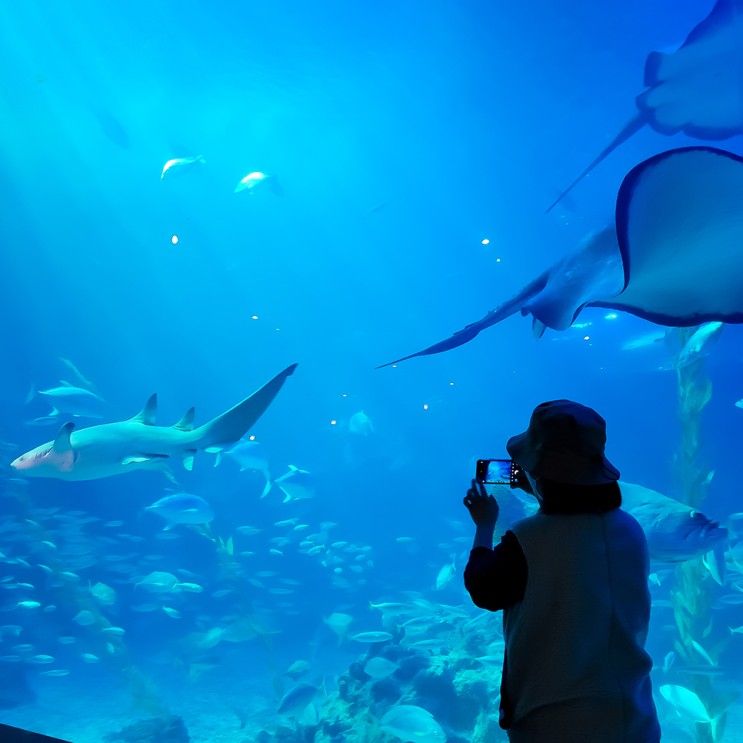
[380,147,743,367]
[10,364,297,481]
[548,0,743,211]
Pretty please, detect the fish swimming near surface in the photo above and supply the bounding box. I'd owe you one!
[380,148,743,366]
[10,364,297,481]
[26,382,105,424]
[677,321,724,368]
[234,170,282,195]
[208,437,272,498]
[548,0,743,211]
[160,155,206,180]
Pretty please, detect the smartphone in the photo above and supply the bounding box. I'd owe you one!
[476,458,522,486]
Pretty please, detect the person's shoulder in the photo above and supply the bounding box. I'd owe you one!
[614,508,649,538]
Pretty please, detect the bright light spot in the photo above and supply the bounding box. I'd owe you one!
[604,312,618,321]
[481,238,490,246]
[583,335,591,341]
[171,235,179,245]
[496,257,502,263]
[391,364,398,369]
[250,315,259,321]
[422,403,429,411]
[340,392,349,398]
[248,434,256,441]
[330,419,337,426]
[448,381,455,387]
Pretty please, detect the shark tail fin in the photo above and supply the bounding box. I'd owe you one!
[193,364,297,449]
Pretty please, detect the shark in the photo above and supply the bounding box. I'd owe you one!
[10,363,297,481]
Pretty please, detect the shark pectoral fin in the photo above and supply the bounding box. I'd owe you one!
[130,394,158,425]
[174,407,196,431]
[183,451,196,471]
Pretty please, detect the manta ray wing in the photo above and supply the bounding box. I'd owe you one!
[593,147,743,325]
[548,0,743,212]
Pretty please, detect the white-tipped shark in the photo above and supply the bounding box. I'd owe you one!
[10,364,297,481]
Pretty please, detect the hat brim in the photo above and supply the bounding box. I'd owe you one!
[507,430,620,486]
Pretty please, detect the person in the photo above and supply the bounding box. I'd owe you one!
[463,400,661,743]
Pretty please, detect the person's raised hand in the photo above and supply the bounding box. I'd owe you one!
[463,479,499,527]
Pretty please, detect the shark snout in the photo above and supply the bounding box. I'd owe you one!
[9,455,28,471]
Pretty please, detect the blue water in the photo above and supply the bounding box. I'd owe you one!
[1,1,742,741]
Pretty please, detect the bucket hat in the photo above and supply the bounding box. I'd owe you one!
[506,400,620,485]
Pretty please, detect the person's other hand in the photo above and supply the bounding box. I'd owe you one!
[463,479,499,527]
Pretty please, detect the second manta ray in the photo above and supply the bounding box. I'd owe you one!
[380,147,743,367]
[10,364,297,481]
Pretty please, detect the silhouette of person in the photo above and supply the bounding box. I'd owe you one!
[464,400,661,742]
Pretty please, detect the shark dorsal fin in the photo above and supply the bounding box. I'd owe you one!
[173,407,195,431]
[53,421,75,453]
[131,394,157,425]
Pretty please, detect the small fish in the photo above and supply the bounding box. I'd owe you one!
[323,612,353,641]
[363,656,399,679]
[30,654,55,664]
[81,653,100,663]
[659,684,718,736]
[677,322,724,368]
[621,330,667,352]
[73,610,97,626]
[135,571,180,593]
[284,659,311,679]
[209,438,272,498]
[26,383,105,422]
[90,582,117,606]
[689,639,716,666]
[277,683,318,715]
[162,606,181,619]
[146,493,214,528]
[435,558,456,591]
[351,631,393,644]
[39,669,70,677]
[236,525,262,536]
[662,651,676,673]
[161,155,206,180]
[176,582,203,593]
[234,170,280,195]
[274,465,315,503]
[348,410,374,436]
[735,399,743,409]
[16,600,41,609]
[101,626,125,636]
